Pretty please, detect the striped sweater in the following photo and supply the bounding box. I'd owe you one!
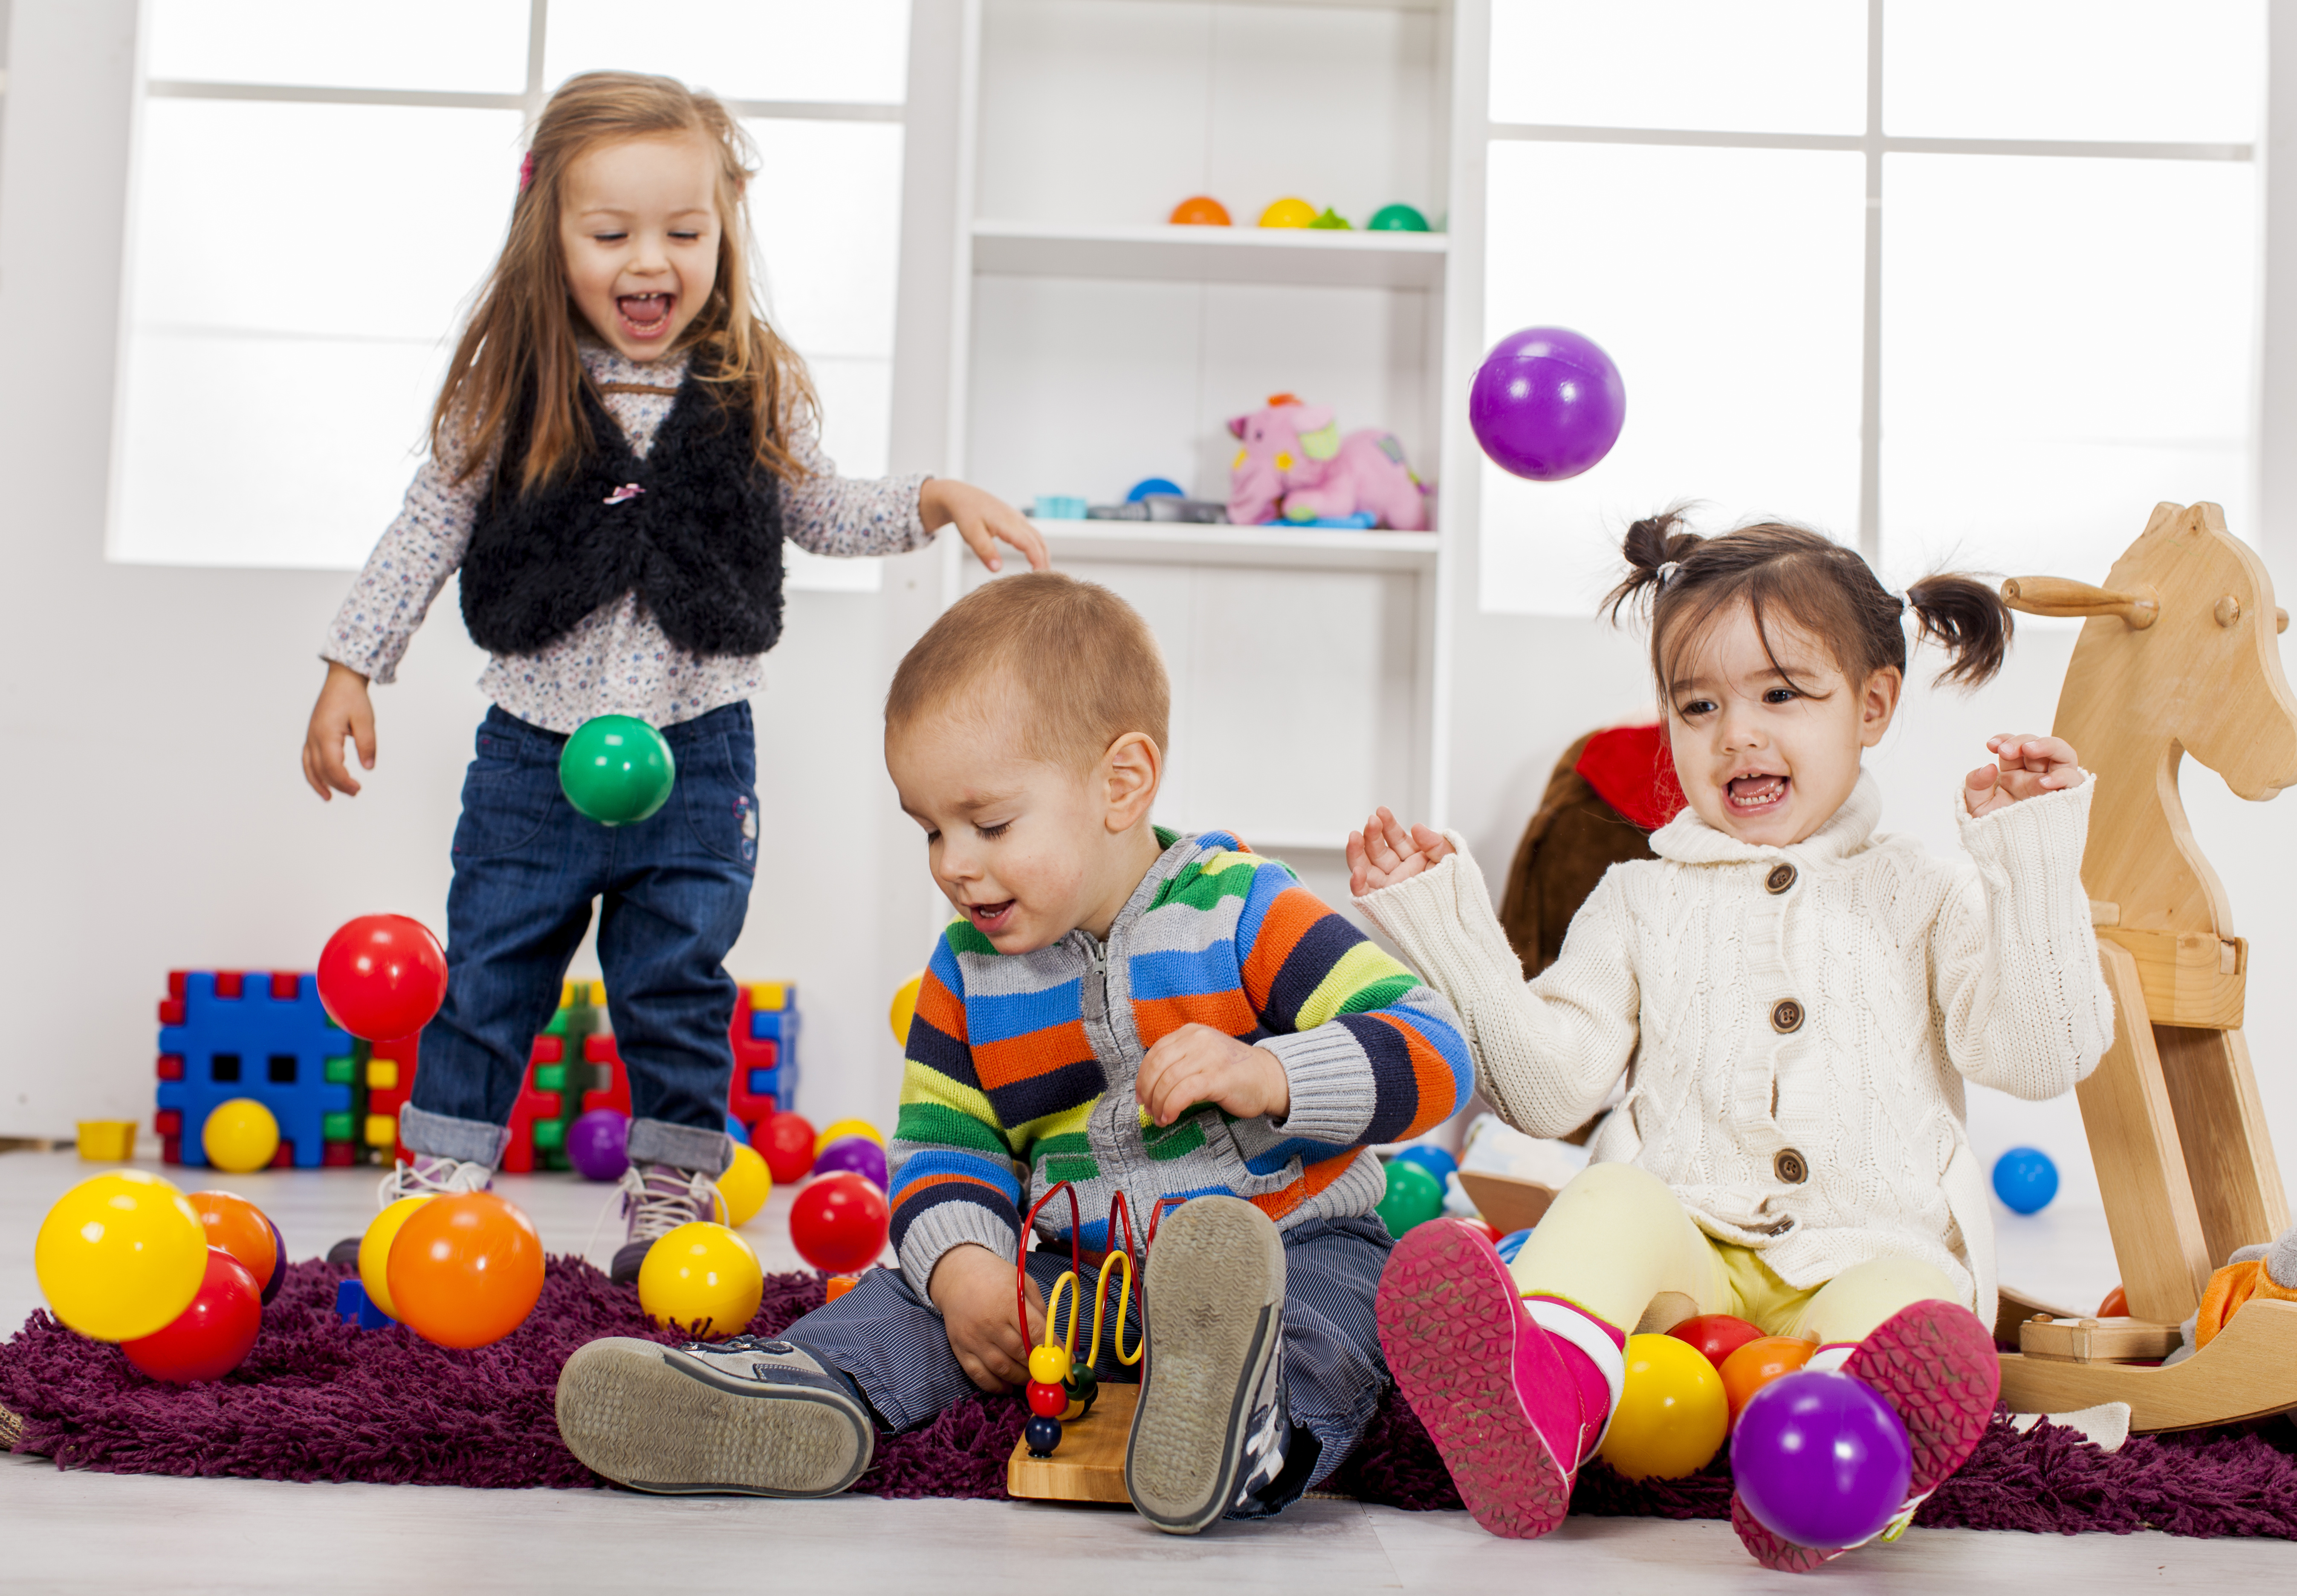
[888,829,1473,1293]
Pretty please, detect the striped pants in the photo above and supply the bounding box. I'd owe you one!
[781,1215,1394,1501]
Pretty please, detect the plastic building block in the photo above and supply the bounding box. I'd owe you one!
[501,1036,565,1175]
[365,1114,396,1148]
[334,1277,393,1330]
[363,1035,419,1165]
[322,1111,355,1142]
[321,1141,356,1168]
[580,1032,633,1116]
[155,971,353,1170]
[76,1121,136,1160]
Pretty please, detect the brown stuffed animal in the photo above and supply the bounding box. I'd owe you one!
[1497,723,1685,978]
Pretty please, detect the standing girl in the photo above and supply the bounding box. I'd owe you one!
[1347,513,2114,1571]
[303,73,1044,1281]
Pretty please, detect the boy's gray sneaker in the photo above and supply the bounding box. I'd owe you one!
[1125,1195,1292,1534]
[556,1333,875,1497]
[609,1163,723,1285]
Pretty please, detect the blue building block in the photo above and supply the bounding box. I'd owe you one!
[746,1006,801,1047]
[333,1277,393,1330]
[157,971,353,1170]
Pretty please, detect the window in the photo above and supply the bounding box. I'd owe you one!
[1479,0,2265,615]
[111,0,910,594]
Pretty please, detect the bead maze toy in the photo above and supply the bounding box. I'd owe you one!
[155,971,356,1169]
[1990,501,2297,1430]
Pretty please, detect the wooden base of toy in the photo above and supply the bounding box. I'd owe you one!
[1007,1380,1138,1503]
[1997,1298,2297,1432]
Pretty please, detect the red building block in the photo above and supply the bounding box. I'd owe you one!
[500,1036,565,1175]
[581,1032,632,1116]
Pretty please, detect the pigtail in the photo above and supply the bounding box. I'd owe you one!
[1603,505,1705,623]
[1904,572,2013,688]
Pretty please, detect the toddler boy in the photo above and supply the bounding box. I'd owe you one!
[556,572,1470,1532]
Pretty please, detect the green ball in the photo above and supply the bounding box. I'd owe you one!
[559,715,676,826]
[1307,207,1353,230]
[1367,203,1430,233]
[1376,1158,1446,1236]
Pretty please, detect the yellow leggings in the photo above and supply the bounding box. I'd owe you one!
[1509,1162,1959,1346]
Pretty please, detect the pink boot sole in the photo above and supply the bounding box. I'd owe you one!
[1733,1298,2002,1572]
[1375,1220,1574,1540]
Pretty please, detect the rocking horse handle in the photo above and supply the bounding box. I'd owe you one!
[2001,576,2161,630]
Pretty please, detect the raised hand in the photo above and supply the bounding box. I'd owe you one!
[1346,805,1455,896]
[920,477,1051,574]
[1965,732,2084,818]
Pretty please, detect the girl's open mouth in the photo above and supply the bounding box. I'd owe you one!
[1727,773,1790,813]
[616,292,675,338]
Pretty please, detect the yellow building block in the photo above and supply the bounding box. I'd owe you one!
[75,1120,136,1161]
[365,1114,398,1148]
[367,1058,399,1090]
[749,982,790,1010]
[588,980,608,1006]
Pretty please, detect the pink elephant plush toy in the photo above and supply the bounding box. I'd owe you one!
[1226,394,1429,530]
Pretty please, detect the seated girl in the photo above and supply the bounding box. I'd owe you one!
[1346,511,2114,1571]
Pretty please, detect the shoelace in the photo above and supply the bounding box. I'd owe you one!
[584,1164,722,1263]
[375,1156,490,1209]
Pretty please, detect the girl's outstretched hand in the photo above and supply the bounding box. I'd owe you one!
[920,478,1051,575]
[304,661,376,801]
[1347,805,1455,895]
[1965,732,2084,817]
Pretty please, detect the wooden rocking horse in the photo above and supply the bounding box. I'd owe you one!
[1994,500,2297,1430]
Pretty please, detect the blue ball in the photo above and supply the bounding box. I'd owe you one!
[726,1113,747,1140]
[1992,1146,2059,1214]
[1391,1144,1459,1186]
[1494,1227,1534,1265]
[1126,477,1184,502]
[1024,1414,1063,1456]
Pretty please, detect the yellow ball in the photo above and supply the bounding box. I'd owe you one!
[358,1194,435,1320]
[638,1221,764,1336]
[33,1169,207,1342]
[1027,1343,1072,1386]
[813,1118,885,1156]
[1258,196,1317,228]
[1598,1332,1730,1480]
[889,970,925,1048]
[201,1098,280,1174]
[718,1142,772,1227]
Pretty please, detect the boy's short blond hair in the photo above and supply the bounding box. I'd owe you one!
[885,572,1169,770]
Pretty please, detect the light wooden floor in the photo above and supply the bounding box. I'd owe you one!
[4,1149,2288,1592]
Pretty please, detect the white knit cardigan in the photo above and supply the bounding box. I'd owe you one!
[1354,772,2116,1328]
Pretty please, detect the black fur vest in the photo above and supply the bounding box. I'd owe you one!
[460,373,785,658]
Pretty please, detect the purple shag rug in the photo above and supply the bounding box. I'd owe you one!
[5,1258,2295,1536]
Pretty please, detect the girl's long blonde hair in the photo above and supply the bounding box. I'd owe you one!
[431,71,819,493]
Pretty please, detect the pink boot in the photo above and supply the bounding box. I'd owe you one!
[1732,1298,2001,1572]
[1376,1220,1608,1539]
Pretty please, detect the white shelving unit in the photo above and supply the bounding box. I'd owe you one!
[897,0,1472,893]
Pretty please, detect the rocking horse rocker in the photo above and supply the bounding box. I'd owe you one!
[1994,500,2297,1431]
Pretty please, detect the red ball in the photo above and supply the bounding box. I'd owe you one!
[1668,1313,1767,1370]
[752,1111,819,1185]
[122,1246,263,1383]
[317,914,448,1041]
[1027,1379,1067,1417]
[790,1171,890,1274]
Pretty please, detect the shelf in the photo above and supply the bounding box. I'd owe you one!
[971,220,1448,290]
[1033,519,1440,573]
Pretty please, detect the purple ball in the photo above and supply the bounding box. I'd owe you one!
[1732,1369,1912,1549]
[566,1108,631,1182]
[1468,326,1626,481]
[812,1135,888,1190]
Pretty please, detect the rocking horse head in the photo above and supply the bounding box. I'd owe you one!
[2003,501,2297,939]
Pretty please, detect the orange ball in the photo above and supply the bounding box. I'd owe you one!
[2098,1284,2128,1318]
[1719,1335,1816,1419]
[1169,194,1231,226]
[386,1192,545,1350]
[185,1191,279,1299]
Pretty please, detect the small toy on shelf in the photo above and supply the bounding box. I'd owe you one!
[1308,207,1351,229]
[1597,1332,1728,1480]
[121,1246,264,1384]
[34,1170,208,1342]
[637,1220,764,1335]
[1085,494,1229,524]
[790,1171,890,1274]
[1258,197,1317,228]
[1991,1146,2058,1214]
[201,1097,281,1174]
[1126,477,1184,501]
[560,714,677,826]
[1367,202,1429,232]
[1469,325,1626,483]
[317,914,448,1041]
[1031,494,1088,520]
[1227,394,1429,530]
[389,1191,546,1350]
[1169,195,1230,226]
[1732,1370,1911,1549]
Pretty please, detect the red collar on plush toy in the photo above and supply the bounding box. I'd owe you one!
[1575,723,1688,831]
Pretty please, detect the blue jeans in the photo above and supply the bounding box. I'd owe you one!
[402,702,758,1176]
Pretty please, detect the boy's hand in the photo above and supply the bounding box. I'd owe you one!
[920,478,1051,575]
[1965,732,2084,818]
[1347,805,1455,895]
[1136,1024,1288,1128]
[929,1242,1043,1393]
[304,661,376,801]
